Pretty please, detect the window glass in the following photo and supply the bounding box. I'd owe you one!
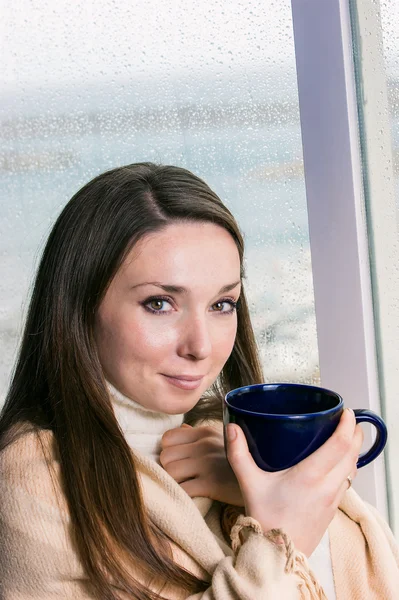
[375,0,399,532]
[380,1,399,214]
[0,0,318,403]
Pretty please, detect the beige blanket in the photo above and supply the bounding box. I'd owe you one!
[0,429,398,599]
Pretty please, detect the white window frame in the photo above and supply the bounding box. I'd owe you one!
[348,0,399,534]
[291,0,395,525]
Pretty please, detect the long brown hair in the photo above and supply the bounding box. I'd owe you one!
[0,163,263,599]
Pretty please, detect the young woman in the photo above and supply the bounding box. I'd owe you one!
[0,163,398,600]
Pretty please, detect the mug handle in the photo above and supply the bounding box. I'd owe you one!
[354,409,388,468]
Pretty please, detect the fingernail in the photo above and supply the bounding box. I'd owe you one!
[346,407,355,415]
[226,424,237,442]
[181,423,191,428]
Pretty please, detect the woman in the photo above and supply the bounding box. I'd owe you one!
[0,163,397,599]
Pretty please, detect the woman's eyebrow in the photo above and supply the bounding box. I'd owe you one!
[218,281,241,293]
[130,281,241,294]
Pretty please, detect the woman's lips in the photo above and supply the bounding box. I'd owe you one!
[161,374,204,391]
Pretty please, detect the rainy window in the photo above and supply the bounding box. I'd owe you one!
[0,1,318,403]
[381,2,399,213]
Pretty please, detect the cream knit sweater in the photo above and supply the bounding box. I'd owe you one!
[0,392,398,599]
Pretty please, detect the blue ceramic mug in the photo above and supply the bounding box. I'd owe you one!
[224,383,387,472]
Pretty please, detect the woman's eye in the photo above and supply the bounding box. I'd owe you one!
[144,298,173,314]
[211,300,237,313]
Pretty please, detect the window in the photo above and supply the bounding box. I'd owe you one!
[0,0,318,402]
[349,0,399,534]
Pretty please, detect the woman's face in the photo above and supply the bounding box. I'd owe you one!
[95,221,241,414]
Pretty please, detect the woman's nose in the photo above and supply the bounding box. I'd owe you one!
[176,315,212,361]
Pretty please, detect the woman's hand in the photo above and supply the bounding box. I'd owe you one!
[160,423,244,506]
[226,408,363,557]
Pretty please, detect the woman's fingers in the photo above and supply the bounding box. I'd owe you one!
[331,464,358,507]
[160,428,223,467]
[161,424,245,506]
[162,456,200,483]
[160,443,193,467]
[161,423,217,449]
[161,424,198,448]
[328,422,364,480]
[296,408,357,478]
[326,422,363,496]
[309,422,362,511]
[179,477,208,498]
[225,424,260,488]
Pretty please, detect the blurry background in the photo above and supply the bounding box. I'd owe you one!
[0,0,319,403]
[381,0,399,208]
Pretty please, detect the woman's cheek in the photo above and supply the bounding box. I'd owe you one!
[129,316,179,351]
[214,318,237,360]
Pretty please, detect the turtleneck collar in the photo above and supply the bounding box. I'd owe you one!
[107,382,184,464]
